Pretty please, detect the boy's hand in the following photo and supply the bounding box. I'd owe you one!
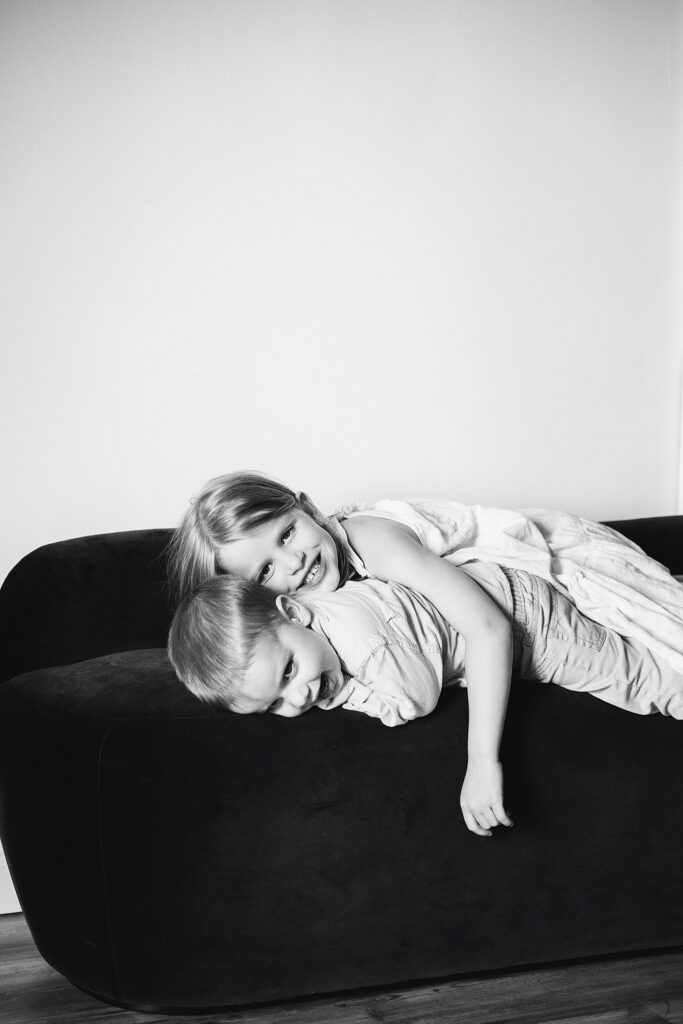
[460,756,513,837]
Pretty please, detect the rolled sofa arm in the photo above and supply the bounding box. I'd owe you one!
[0,529,172,684]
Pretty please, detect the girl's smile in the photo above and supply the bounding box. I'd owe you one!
[216,510,341,594]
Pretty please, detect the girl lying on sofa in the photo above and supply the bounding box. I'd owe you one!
[167,472,683,837]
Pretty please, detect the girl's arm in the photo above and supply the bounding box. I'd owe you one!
[344,515,514,837]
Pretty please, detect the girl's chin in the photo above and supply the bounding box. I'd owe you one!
[317,555,341,593]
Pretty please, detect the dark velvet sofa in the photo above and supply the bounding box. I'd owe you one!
[1,517,682,1013]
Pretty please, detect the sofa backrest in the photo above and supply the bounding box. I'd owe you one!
[1,515,682,684]
[605,516,683,576]
[0,529,173,683]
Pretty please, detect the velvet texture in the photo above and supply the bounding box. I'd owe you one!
[0,519,682,1011]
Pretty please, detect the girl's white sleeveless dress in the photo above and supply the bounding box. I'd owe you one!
[334,500,683,673]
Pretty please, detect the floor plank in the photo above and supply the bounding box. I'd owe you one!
[1,914,683,1024]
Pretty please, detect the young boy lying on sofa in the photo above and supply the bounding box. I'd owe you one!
[168,563,683,836]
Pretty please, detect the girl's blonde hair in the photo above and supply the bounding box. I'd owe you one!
[167,471,353,603]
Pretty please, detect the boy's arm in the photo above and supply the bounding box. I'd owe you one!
[344,516,514,837]
[340,643,444,726]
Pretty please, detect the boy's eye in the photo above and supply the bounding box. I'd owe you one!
[257,561,273,584]
[280,525,294,544]
[283,657,294,682]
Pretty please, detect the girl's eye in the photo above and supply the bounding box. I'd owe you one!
[257,561,273,584]
[280,525,294,545]
[283,657,294,682]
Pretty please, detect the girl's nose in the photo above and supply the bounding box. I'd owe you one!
[284,549,305,574]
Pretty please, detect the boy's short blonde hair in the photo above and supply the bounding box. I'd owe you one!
[168,575,281,709]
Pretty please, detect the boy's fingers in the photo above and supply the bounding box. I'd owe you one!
[465,806,514,832]
[479,809,498,830]
[493,804,514,827]
[463,811,492,837]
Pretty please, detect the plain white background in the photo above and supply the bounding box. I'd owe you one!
[0,0,681,911]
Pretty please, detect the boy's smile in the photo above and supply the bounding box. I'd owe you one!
[232,618,346,718]
[216,510,340,595]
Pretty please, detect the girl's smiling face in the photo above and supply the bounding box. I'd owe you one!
[216,509,341,595]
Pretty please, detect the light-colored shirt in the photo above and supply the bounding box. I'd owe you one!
[304,563,512,727]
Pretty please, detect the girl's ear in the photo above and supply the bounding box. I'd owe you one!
[275,593,312,626]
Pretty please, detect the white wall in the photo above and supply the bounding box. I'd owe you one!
[0,0,681,912]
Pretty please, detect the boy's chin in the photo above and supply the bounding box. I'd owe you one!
[316,678,351,711]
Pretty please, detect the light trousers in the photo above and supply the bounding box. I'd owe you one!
[504,569,683,718]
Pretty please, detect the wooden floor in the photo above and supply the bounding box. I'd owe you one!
[1,913,683,1024]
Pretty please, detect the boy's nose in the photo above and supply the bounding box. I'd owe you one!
[287,679,314,710]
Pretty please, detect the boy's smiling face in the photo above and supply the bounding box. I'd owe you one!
[232,613,346,718]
